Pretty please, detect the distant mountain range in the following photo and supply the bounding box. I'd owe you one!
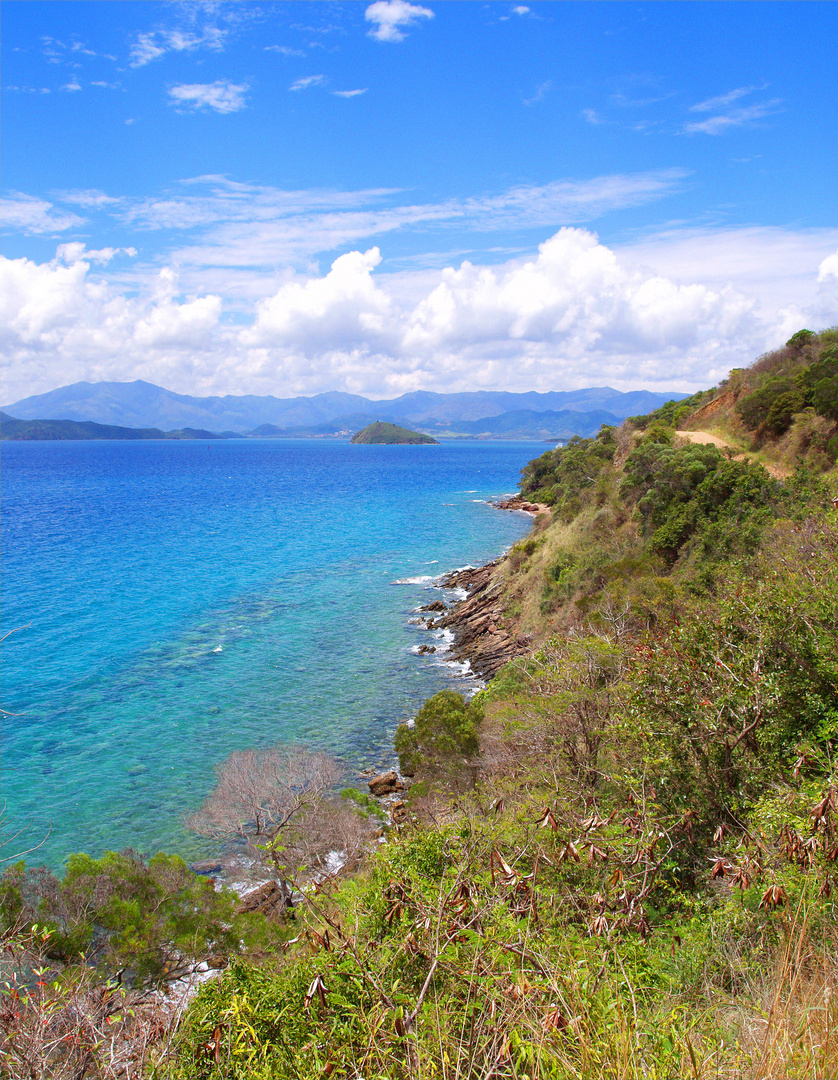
[2,380,688,441]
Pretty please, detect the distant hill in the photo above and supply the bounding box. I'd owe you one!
[3,380,688,438]
[350,422,438,445]
[425,408,623,440]
[0,412,238,442]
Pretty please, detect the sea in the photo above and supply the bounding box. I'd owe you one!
[1,438,537,871]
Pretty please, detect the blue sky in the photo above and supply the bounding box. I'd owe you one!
[2,0,837,403]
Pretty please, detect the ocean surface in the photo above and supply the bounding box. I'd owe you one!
[1,438,536,870]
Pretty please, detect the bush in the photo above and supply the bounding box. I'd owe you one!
[1,850,241,982]
[394,690,483,778]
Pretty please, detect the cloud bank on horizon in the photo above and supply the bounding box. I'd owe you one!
[1,1,836,404]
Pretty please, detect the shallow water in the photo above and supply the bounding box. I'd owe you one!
[2,438,535,869]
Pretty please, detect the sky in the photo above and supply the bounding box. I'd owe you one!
[2,0,837,404]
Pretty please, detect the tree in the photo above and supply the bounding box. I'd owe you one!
[394,690,483,779]
[186,744,344,903]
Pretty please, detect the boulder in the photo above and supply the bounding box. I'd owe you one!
[237,880,290,915]
[368,770,404,796]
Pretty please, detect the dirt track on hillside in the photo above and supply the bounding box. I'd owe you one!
[676,430,791,479]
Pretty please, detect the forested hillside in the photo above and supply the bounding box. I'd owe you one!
[2,331,836,1079]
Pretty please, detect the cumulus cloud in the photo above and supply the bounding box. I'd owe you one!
[61,78,82,92]
[365,0,433,42]
[1,248,224,403]
[3,215,836,403]
[2,194,85,234]
[817,250,838,283]
[245,248,394,351]
[168,81,249,114]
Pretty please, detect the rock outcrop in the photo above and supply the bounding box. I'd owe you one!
[368,770,405,796]
[492,496,549,515]
[237,880,290,916]
[437,562,532,679]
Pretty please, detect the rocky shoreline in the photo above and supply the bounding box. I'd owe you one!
[413,495,545,680]
[423,561,533,679]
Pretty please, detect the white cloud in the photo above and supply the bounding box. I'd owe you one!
[581,108,605,125]
[61,78,82,92]
[2,224,836,405]
[168,81,249,114]
[523,80,551,106]
[265,45,306,56]
[129,26,226,67]
[817,250,838,283]
[54,242,136,265]
[333,88,368,98]
[106,170,686,275]
[689,86,764,113]
[55,189,122,208]
[2,194,85,234]
[0,250,224,403]
[512,6,530,14]
[365,0,433,42]
[245,248,394,351]
[289,75,326,92]
[683,89,782,135]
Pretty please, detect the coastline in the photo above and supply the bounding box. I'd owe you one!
[416,495,548,681]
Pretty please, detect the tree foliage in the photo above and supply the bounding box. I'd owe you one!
[394,690,483,778]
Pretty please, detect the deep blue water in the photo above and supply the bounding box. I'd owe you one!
[1,438,535,869]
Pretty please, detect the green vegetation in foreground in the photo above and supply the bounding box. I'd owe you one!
[350,420,438,444]
[2,329,837,1079]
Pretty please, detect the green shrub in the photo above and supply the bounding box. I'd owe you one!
[394,690,483,777]
[1,850,242,982]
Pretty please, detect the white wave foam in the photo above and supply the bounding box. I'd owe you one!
[212,645,222,653]
[392,575,435,585]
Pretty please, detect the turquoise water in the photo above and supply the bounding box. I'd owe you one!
[1,439,534,869]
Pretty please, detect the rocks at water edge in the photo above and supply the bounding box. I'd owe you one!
[492,496,547,514]
[419,600,447,612]
[237,881,290,916]
[436,561,532,680]
[368,770,405,796]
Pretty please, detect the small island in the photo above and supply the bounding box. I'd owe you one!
[350,421,438,445]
